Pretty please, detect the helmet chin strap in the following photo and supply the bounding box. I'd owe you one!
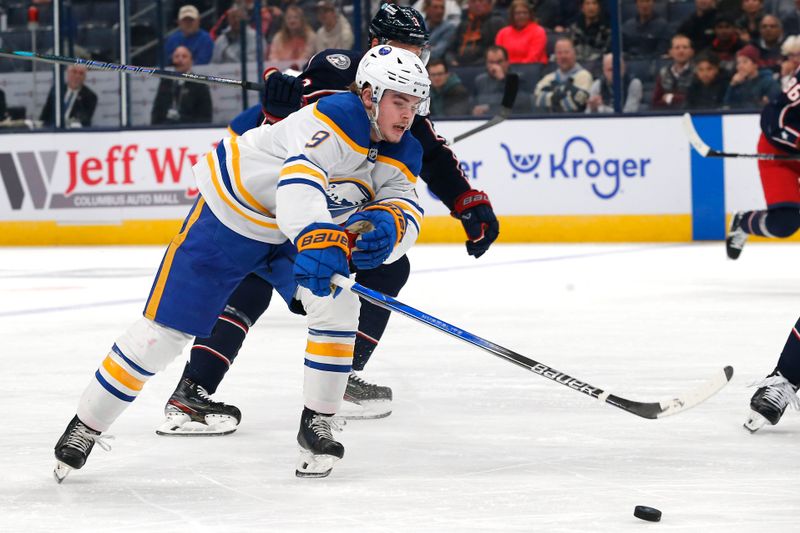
[368,95,385,142]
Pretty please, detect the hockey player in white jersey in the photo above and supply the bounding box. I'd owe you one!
[53,45,430,481]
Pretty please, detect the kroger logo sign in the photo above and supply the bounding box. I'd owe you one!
[500,136,651,200]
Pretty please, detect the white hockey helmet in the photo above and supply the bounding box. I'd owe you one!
[356,45,431,106]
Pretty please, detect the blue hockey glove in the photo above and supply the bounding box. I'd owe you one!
[346,203,407,270]
[452,190,499,259]
[293,223,351,297]
[261,67,305,123]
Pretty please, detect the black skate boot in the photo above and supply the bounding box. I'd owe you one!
[54,415,112,483]
[338,371,393,420]
[744,371,800,433]
[155,374,242,436]
[296,407,344,478]
[726,212,748,260]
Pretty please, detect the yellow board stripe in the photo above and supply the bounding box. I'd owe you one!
[279,164,328,187]
[306,340,354,358]
[144,197,206,319]
[0,214,739,245]
[207,152,279,229]
[312,105,369,155]
[102,356,144,391]
[230,136,274,217]
[375,155,418,184]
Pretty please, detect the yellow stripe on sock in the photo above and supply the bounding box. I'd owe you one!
[102,355,144,391]
[306,340,354,358]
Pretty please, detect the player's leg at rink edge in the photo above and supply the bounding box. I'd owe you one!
[294,285,359,478]
[54,318,192,482]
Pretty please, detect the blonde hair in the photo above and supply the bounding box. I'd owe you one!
[782,35,800,56]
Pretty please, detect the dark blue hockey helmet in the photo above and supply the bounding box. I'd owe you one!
[369,3,431,63]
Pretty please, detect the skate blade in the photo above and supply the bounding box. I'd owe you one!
[295,448,340,478]
[155,412,238,437]
[337,399,392,421]
[54,461,72,484]
[743,411,770,433]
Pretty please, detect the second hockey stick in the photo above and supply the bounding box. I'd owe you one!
[0,49,265,91]
[451,72,519,144]
[683,113,800,160]
[331,274,733,420]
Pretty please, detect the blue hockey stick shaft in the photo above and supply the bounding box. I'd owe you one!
[330,274,733,419]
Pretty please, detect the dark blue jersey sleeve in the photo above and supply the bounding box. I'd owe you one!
[410,115,471,210]
[228,104,266,136]
[761,70,800,153]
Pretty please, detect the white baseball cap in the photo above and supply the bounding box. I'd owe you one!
[178,5,200,20]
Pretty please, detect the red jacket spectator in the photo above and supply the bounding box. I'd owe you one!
[494,0,547,64]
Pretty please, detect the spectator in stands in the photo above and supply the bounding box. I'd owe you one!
[151,46,213,125]
[164,5,214,66]
[686,51,731,108]
[314,1,354,51]
[724,44,780,107]
[710,12,744,71]
[534,37,593,113]
[494,0,547,64]
[211,7,257,64]
[653,34,695,109]
[677,0,719,52]
[756,14,785,70]
[268,4,316,64]
[40,65,97,128]
[423,0,458,61]
[428,59,472,116]
[738,0,766,42]
[780,34,800,87]
[586,53,642,113]
[413,0,462,25]
[448,0,506,66]
[569,0,611,65]
[782,0,800,35]
[622,0,672,58]
[473,45,532,115]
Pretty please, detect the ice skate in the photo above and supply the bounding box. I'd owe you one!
[296,407,344,478]
[156,376,241,436]
[53,415,113,483]
[726,212,748,260]
[337,371,393,420]
[744,372,800,433]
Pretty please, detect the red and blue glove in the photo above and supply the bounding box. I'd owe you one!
[293,223,351,297]
[261,68,306,123]
[452,190,499,259]
[346,203,407,270]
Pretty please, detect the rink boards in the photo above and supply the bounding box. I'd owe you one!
[0,113,781,245]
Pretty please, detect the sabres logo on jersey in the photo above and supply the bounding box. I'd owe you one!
[325,179,373,218]
[325,54,351,70]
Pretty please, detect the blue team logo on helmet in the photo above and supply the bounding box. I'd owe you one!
[378,46,392,55]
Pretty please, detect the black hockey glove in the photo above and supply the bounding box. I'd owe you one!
[451,190,499,259]
[261,67,305,123]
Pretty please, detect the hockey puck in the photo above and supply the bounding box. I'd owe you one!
[633,505,662,522]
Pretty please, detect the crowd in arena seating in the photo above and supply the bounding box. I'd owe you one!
[3,0,800,125]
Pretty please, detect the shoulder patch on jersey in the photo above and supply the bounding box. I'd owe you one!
[325,53,352,70]
[315,93,371,154]
[376,131,423,181]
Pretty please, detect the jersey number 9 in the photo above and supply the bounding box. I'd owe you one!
[305,131,330,148]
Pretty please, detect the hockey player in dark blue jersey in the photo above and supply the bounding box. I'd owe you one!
[156,4,501,435]
[726,69,800,260]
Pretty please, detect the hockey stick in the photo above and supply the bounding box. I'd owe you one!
[451,72,519,144]
[331,274,733,419]
[0,49,265,91]
[683,113,800,160]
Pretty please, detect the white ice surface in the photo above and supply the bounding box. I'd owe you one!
[2,243,799,532]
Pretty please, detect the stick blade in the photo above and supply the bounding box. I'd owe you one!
[682,113,712,157]
[606,366,733,419]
